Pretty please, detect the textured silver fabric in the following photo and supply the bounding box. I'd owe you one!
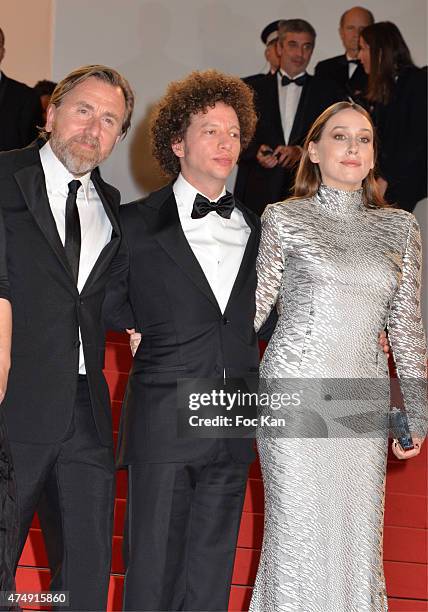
[250,185,427,612]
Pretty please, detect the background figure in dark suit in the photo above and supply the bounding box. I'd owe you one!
[243,20,282,88]
[0,209,15,601]
[34,79,57,124]
[235,19,344,215]
[359,22,427,212]
[1,65,134,611]
[0,28,43,151]
[239,19,283,202]
[103,70,260,611]
[315,6,374,103]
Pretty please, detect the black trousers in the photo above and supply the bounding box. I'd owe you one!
[10,377,115,611]
[123,440,249,611]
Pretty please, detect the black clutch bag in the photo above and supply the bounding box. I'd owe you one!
[390,407,414,451]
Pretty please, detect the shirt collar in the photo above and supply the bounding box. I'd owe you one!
[173,173,226,216]
[39,141,92,200]
[278,69,306,80]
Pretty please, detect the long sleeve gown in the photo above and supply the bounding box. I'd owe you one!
[250,184,427,612]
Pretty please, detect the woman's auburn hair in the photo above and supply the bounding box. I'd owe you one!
[150,69,257,176]
[292,101,388,208]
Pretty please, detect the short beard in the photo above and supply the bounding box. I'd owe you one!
[49,130,104,176]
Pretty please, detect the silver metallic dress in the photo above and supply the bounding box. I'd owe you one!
[250,185,427,612]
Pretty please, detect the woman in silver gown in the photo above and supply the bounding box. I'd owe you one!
[250,101,427,612]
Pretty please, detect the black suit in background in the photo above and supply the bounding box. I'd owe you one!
[0,205,16,598]
[0,143,121,610]
[315,54,368,102]
[0,74,43,151]
[372,66,427,212]
[235,73,344,215]
[103,183,260,611]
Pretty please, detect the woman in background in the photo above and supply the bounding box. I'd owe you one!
[0,207,15,598]
[251,101,426,611]
[359,21,427,212]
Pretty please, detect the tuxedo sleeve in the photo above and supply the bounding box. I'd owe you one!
[102,234,135,331]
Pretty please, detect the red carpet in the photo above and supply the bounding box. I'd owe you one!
[16,332,428,611]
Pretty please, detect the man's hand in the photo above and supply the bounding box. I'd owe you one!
[256,144,279,169]
[391,436,424,460]
[274,145,302,168]
[378,330,390,356]
[126,328,142,357]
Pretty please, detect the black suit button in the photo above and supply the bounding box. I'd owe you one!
[74,340,81,348]
[222,317,230,325]
[79,299,84,305]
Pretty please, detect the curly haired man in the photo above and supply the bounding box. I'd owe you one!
[103,70,260,611]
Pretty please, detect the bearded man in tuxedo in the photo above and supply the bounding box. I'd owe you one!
[0,65,134,610]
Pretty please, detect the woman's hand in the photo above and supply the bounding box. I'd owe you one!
[0,356,10,403]
[126,328,142,357]
[391,436,424,460]
[0,298,11,403]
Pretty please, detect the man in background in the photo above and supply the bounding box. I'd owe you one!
[235,18,344,215]
[0,27,43,150]
[34,79,57,123]
[244,20,282,88]
[315,6,374,101]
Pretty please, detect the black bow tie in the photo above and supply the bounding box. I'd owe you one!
[281,73,307,87]
[191,193,235,219]
[347,58,360,65]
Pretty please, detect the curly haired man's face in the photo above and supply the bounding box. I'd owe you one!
[172,102,241,198]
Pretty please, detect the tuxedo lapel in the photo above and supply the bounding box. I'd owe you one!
[224,203,258,312]
[338,55,349,85]
[288,76,312,144]
[268,77,285,144]
[92,173,121,238]
[80,175,121,293]
[14,161,74,281]
[144,191,221,312]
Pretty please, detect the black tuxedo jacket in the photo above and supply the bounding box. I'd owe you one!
[0,143,121,446]
[0,74,43,151]
[235,73,344,215]
[314,54,367,102]
[103,183,261,464]
[373,66,427,212]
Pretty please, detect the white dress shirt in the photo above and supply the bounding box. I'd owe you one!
[40,141,112,373]
[173,173,250,314]
[277,69,305,144]
[346,55,359,79]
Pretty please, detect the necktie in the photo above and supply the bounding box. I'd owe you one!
[191,193,235,219]
[281,73,307,87]
[64,179,82,284]
[347,59,360,65]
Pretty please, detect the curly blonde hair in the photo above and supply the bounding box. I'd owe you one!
[151,70,257,176]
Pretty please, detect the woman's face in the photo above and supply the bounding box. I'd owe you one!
[358,37,371,74]
[308,108,374,191]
